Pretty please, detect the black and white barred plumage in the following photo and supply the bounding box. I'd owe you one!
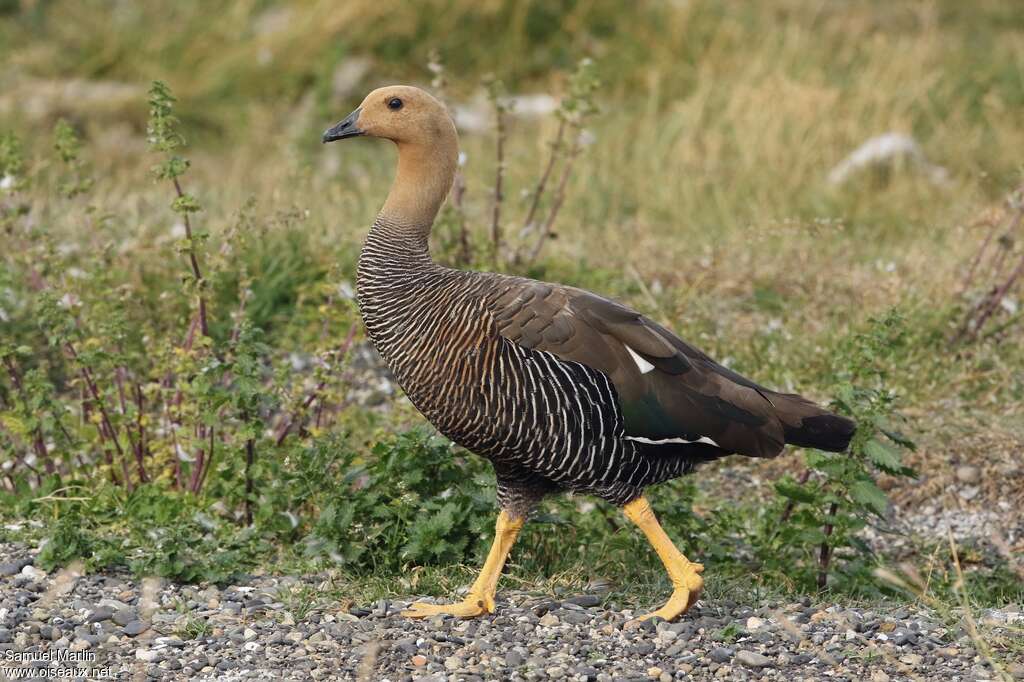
[358,217,720,512]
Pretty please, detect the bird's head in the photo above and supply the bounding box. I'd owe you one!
[322,85,454,147]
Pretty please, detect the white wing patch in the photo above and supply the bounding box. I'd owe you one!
[624,344,655,375]
[626,435,721,447]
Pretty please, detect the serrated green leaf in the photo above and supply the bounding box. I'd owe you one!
[864,439,902,472]
[850,479,889,517]
[775,480,819,503]
[880,427,916,451]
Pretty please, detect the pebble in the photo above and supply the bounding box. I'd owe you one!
[563,595,601,608]
[736,650,772,668]
[122,620,150,636]
[0,558,32,576]
[112,609,137,626]
[955,465,981,484]
[87,606,115,623]
[20,565,46,581]
[0,535,1008,681]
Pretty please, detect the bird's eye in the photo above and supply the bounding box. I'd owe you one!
[387,97,403,111]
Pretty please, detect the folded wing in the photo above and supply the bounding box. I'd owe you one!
[489,280,791,458]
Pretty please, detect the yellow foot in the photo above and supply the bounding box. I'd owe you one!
[401,593,495,619]
[625,564,705,627]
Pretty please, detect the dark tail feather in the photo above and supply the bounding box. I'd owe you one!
[784,413,856,452]
[771,392,857,453]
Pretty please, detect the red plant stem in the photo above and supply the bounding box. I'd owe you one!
[243,436,255,525]
[194,427,215,495]
[275,383,325,446]
[527,129,582,266]
[274,322,358,446]
[452,172,470,266]
[167,419,185,490]
[133,382,149,462]
[959,219,998,296]
[314,399,325,430]
[188,424,207,493]
[172,177,209,338]
[952,202,1024,344]
[817,501,839,590]
[114,367,148,484]
[65,343,124,485]
[968,253,1024,342]
[517,118,566,265]
[2,357,54,474]
[490,104,506,268]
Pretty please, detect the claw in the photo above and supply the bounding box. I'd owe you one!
[624,574,704,628]
[401,593,494,619]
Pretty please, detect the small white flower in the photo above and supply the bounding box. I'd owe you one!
[170,222,186,239]
[1000,297,1018,314]
[0,175,14,191]
[337,281,355,299]
[58,293,80,308]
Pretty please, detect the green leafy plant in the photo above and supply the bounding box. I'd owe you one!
[767,310,917,591]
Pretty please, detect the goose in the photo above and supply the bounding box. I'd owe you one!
[322,85,855,623]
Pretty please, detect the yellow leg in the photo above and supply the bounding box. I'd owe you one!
[402,511,524,619]
[622,496,704,626]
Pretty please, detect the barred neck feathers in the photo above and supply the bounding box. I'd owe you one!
[356,86,460,285]
[355,89,464,359]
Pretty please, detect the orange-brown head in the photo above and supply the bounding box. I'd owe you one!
[323,85,454,146]
[323,85,459,227]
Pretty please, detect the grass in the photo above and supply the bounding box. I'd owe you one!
[1,0,1022,667]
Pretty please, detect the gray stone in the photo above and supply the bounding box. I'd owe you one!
[122,621,150,637]
[560,610,591,625]
[0,558,32,577]
[112,609,137,626]
[710,647,734,663]
[736,650,772,668]
[563,595,601,608]
[87,606,115,623]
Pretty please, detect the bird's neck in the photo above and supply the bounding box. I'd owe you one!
[357,130,460,334]
[380,132,459,235]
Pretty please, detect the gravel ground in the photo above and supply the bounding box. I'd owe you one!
[1,543,1021,681]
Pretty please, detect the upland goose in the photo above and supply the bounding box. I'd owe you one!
[323,86,855,623]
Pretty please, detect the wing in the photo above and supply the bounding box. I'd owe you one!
[488,279,786,458]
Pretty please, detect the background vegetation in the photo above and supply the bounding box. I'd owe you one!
[0,0,1021,658]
